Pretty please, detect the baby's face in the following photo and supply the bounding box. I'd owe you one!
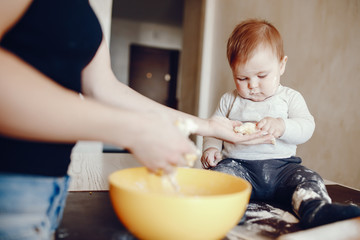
[232,45,287,102]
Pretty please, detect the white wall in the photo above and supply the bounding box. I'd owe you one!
[198,0,360,189]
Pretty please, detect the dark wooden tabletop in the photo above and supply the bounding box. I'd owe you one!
[55,184,360,240]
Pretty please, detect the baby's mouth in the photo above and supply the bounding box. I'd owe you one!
[249,90,260,95]
[246,91,264,102]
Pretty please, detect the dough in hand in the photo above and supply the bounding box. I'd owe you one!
[175,118,198,137]
[184,152,198,167]
[234,122,258,135]
[175,118,200,166]
[234,122,276,145]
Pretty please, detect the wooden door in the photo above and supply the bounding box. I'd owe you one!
[129,44,179,109]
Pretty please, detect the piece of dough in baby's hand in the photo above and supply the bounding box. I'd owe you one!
[234,122,276,145]
[234,122,258,135]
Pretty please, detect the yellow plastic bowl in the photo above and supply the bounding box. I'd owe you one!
[109,167,251,240]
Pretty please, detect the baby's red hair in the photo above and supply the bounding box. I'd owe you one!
[227,19,284,68]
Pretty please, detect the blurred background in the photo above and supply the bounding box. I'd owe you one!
[88,0,360,189]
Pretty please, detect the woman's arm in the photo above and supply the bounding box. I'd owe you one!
[0,1,267,172]
[0,44,199,172]
[0,0,102,142]
[0,0,31,37]
[0,2,197,172]
[81,39,268,144]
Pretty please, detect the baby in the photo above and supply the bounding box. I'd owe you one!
[201,19,360,228]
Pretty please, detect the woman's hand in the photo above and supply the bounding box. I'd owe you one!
[205,116,275,145]
[201,147,222,169]
[121,113,198,174]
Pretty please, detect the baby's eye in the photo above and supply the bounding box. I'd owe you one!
[258,74,268,79]
[237,77,247,81]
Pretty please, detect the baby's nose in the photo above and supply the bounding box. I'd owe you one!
[248,78,259,88]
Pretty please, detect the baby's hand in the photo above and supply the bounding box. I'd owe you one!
[201,147,222,169]
[257,117,285,139]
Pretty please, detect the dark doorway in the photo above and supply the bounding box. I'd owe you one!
[128,44,179,109]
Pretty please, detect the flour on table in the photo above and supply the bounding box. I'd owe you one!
[246,202,299,224]
[226,202,300,240]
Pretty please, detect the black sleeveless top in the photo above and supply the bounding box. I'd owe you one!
[0,0,103,176]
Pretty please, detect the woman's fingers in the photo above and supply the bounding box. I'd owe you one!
[239,133,275,145]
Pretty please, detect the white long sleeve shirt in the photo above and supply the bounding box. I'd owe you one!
[203,85,315,160]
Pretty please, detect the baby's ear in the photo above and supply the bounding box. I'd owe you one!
[280,56,288,75]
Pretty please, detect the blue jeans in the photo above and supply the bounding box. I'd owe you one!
[211,157,330,205]
[0,174,70,240]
